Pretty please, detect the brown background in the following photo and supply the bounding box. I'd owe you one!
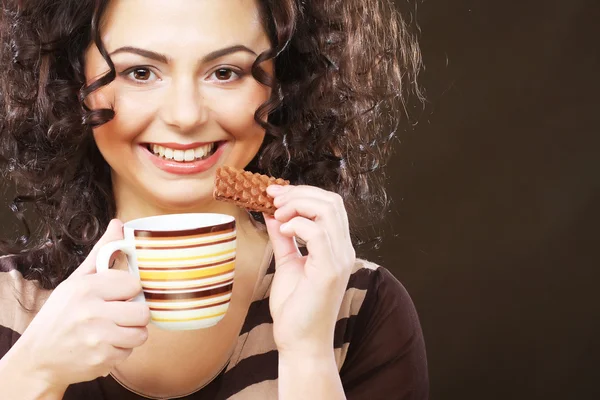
[1,1,599,399]
[373,0,599,399]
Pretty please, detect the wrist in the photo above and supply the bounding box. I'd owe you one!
[279,350,338,379]
[0,341,67,399]
[278,347,337,366]
[278,350,345,400]
[276,335,336,359]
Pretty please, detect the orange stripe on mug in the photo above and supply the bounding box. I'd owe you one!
[139,262,235,280]
[136,248,235,263]
[152,310,227,323]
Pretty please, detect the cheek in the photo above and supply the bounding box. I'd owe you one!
[112,89,160,135]
[93,88,159,147]
[210,84,271,140]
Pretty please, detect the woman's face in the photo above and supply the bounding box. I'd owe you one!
[84,0,272,213]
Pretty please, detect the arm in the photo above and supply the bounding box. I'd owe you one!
[277,266,428,400]
[263,184,355,400]
[279,350,345,400]
[263,185,427,399]
[0,258,66,399]
[0,220,149,398]
[0,338,67,400]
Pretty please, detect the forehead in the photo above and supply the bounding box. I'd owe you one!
[100,0,268,52]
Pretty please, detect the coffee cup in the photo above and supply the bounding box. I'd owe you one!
[96,213,236,331]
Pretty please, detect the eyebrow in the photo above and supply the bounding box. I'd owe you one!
[108,45,258,64]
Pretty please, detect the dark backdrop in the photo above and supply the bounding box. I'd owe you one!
[372,0,599,399]
[1,1,599,400]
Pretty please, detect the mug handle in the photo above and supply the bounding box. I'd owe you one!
[96,239,145,303]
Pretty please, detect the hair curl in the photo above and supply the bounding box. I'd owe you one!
[0,0,422,289]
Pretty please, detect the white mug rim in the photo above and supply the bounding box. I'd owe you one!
[123,213,236,234]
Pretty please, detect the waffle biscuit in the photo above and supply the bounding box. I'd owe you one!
[214,166,290,214]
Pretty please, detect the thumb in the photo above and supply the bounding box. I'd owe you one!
[70,219,124,278]
[263,213,300,267]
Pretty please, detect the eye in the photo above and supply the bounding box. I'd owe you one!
[210,68,240,82]
[132,68,152,81]
[121,66,158,84]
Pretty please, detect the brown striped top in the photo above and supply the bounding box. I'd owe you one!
[0,250,428,399]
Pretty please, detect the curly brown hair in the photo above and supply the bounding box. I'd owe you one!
[0,0,422,289]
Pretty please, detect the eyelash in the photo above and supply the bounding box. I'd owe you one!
[119,66,244,85]
[209,67,244,83]
[120,66,158,85]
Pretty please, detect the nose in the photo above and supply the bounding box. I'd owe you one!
[160,77,208,132]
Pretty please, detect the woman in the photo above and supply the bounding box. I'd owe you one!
[0,0,428,398]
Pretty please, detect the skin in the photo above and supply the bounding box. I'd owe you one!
[85,0,272,218]
[0,0,354,398]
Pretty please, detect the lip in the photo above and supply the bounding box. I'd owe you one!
[141,141,226,175]
[147,142,215,151]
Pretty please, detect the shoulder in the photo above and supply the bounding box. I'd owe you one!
[350,258,420,325]
[336,258,429,399]
[348,258,412,300]
[335,258,422,366]
[339,259,422,348]
[0,255,52,335]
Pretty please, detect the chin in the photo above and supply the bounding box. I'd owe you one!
[148,187,216,212]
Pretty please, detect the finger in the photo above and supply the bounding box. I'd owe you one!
[86,269,143,301]
[269,184,339,208]
[264,213,301,266]
[104,301,151,327]
[270,185,350,239]
[273,197,349,258]
[107,325,149,349]
[266,183,293,198]
[71,219,124,278]
[273,196,320,221]
[279,217,336,275]
[106,346,134,368]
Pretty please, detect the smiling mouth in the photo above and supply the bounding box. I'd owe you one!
[145,142,220,162]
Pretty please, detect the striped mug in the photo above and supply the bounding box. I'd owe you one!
[96,213,236,330]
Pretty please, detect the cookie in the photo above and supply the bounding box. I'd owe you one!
[213,166,290,214]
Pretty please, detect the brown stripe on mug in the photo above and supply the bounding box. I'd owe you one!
[144,290,233,303]
[146,290,231,303]
[135,237,235,250]
[143,282,234,300]
[143,278,234,293]
[134,230,236,244]
[133,228,236,243]
[134,221,235,238]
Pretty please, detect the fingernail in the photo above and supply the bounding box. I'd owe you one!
[279,222,290,233]
[267,185,284,195]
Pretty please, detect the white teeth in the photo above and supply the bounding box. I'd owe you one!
[173,149,185,161]
[153,145,165,157]
[149,142,218,162]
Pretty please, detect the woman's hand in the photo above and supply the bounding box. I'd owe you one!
[264,185,356,358]
[11,219,150,392]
